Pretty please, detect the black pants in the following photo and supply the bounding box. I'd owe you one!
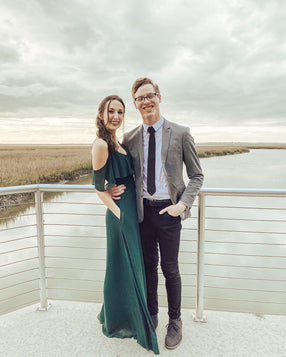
[139,199,182,320]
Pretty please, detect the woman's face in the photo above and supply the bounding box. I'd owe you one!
[102,100,124,132]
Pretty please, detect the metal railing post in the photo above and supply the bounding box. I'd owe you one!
[35,189,51,311]
[193,192,207,322]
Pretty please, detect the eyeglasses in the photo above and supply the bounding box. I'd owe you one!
[134,92,159,103]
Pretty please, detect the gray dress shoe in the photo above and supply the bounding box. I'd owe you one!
[165,318,182,349]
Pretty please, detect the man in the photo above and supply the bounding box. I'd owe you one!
[114,77,203,349]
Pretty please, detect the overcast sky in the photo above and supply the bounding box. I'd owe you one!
[0,0,285,143]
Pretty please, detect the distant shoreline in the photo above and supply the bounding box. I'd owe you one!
[197,143,286,158]
[197,143,286,149]
[1,143,285,216]
[0,143,286,217]
[0,143,285,188]
[197,145,250,158]
[1,142,286,149]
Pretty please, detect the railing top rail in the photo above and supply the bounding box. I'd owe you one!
[199,187,286,197]
[0,184,286,196]
[0,184,94,195]
[0,184,38,195]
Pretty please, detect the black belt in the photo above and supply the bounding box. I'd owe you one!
[143,198,172,207]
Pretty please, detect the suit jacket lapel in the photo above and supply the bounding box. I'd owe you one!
[134,125,144,174]
[161,119,171,165]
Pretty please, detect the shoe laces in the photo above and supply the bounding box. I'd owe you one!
[166,320,180,333]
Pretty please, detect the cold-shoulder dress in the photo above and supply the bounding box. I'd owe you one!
[93,149,159,355]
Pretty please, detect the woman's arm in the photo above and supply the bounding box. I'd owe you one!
[92,139,121,219]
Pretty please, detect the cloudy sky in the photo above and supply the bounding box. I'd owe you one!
[0,0,285,144]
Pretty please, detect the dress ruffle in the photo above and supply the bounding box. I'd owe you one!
[93,151,134,191]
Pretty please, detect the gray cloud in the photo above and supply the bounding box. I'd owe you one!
[0,0,285,136]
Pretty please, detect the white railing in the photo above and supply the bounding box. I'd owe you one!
[1,185,286,318]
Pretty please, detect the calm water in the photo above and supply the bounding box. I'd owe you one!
[2,148,285,319]
[197,149,285,242]
[1,149,285,315]
[200,149,286,189]
[1,149,285,244]
[83,149,286,189]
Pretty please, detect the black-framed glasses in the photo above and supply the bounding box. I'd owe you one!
[134,92,158,103]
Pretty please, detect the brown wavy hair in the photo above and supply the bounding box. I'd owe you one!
[96,95,125,153]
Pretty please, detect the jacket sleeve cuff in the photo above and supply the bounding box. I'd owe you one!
[179,200,189,210]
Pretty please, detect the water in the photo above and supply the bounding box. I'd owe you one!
[196,149,285,248]
[197,149,286,235]
[1,149,285,234]
[200,149,286,189]
[1,149,286,315]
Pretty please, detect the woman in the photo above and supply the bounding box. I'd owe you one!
[92,95,159,355]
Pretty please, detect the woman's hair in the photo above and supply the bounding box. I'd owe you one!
[96,95,125,153]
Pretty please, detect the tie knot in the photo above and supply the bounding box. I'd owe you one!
[148,126,155,134]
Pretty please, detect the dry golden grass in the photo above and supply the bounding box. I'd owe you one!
[196,145,250,158]
[246,144,286,149]
[0,144,247,188]
[0,143,284,218]
[1,143,285,187]
[196,143,286,157]
[0,145,92,187]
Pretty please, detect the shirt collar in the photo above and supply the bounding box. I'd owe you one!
[143,117,164,133]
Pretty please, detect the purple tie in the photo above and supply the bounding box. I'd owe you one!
[147,126,156,196]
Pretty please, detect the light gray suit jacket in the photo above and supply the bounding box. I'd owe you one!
[122,118,204,223]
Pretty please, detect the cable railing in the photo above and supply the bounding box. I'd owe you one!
[1,184,285,318]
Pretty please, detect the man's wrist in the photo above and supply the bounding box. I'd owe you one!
[178,201,188,211]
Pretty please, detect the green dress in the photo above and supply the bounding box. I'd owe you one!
[93,149,159,355]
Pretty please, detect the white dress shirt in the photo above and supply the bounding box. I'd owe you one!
[142,117,170,200]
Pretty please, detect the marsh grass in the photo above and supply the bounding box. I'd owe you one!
[0,145,92,187]
[0,145,92,218]
[196,146,250,158]
[0,143,284,222]
[2,143,285,188]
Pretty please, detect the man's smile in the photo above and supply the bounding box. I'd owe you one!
[143,104,154,111]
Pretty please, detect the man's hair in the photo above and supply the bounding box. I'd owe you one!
[131,77,160,98]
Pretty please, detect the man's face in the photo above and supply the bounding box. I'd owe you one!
[133,84,161,123]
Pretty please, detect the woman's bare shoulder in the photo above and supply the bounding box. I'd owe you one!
[92,137,108,149]
[92,138,108,170]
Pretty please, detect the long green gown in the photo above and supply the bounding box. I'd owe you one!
[93,149,159,355]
